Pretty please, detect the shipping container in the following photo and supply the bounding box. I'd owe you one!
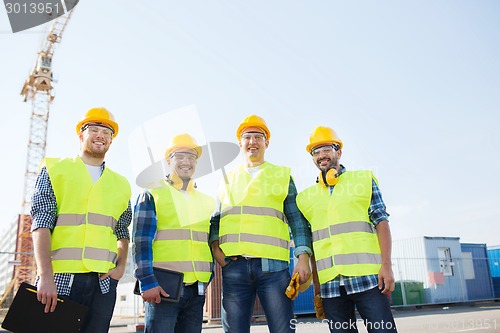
[393,236,467,305]
[289,248,315,314]
[460,243,495,300]
[487,246,500,298]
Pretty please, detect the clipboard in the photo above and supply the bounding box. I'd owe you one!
[1,282,88,333]
[134,267,184,303]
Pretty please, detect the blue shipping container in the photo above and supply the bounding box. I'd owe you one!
[488,248,500,277]
[461,243,494,300]
[289,248,315,315]
[487,247,500,298]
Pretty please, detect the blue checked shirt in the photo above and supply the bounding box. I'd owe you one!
[320,165,390,298]
[209,175,312,272]
[132,191,161,292]
[30,164,132,296]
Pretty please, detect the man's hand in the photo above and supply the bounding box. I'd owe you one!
[211,240,229,267]
[291,253,311,284]
[141,286,169,304]
[378,265,395,295]
[37,275,58,313]
[101,264,126,281]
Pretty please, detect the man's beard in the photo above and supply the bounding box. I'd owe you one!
[83,146,107,159]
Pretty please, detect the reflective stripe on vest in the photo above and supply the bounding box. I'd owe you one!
[153,261,211,273]
[218,163,291,261]
[297,170,382,283]
[221,206,286,224]
[150,182,214,283]
[316,253,382,271]
[156,229,208,243]
[312,221,375,242]
[220,233,288,250]
[52,247,118,264]
[46,157,131,273]
[56,213,117,234]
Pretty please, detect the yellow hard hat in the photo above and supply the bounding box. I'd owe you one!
[306,126,343,153]
[165,133,202,159]
[76,107,119,138]
[236,114,271,140]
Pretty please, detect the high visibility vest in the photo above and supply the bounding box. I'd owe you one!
[150,181,215,284]
[296,170,381,284]
[46,157,131,273]
[218,162,291,262]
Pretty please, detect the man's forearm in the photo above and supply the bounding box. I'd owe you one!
[376,220,392,266]
[116,238,129,270]
[32,228,54,278]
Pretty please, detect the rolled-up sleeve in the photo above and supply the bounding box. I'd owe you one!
[115,201,132,240]
[284,177,312,258]
[369,179,390,226]
[30,167,57,232]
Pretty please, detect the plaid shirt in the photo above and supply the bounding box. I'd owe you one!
[30,164,132,296]
[209,174,312,272]
[320,165,390,298]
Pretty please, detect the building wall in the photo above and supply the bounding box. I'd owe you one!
[0,217,20,296]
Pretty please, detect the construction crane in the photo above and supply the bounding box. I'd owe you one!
[0,11,74,306]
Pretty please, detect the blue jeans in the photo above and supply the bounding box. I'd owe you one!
[144,283,206,333]
[221,257,294,333]
[322,286,397,333]
[68,272,118,333]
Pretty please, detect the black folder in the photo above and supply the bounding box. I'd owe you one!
[1,282,88,333]
[134,267,184,303]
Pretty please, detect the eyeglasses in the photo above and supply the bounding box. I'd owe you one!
[241,133,266,142]
[84,124,114,138]
[170,152,197,162]
[311,145,339,157]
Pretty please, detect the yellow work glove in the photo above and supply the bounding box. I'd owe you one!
[285,272,301,300]
[314,294,326,319]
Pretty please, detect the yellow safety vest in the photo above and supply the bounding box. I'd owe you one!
[46,157,131,273]
[150,181,215,284]
[218,162,291,262]
[297,170,381,284]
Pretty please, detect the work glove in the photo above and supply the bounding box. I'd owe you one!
[285,272,313,300]
[285,272,301,300]
[313,294,326,319]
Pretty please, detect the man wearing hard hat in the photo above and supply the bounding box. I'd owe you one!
[133,133,215,332]
[296,126,397,332]
[31,107,132,333]
[209,115,312,333]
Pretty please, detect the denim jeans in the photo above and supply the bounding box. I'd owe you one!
[68,272,118,333]
[322,286,397,333]
[144,283,206,333]
[221,257,294,333]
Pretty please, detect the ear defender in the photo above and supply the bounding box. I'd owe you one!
[166,174,196,191]
[316,168,339,187]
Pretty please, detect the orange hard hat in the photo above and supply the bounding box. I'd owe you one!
[236,114,271,140]
[306,126,343,153]
[76,107,119,138]
[165,133,202,159]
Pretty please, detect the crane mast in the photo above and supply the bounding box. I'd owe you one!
[14,11,74,291]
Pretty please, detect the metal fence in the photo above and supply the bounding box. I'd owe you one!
[2,253,499,321]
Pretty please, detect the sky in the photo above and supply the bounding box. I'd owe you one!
[0,1,499,248]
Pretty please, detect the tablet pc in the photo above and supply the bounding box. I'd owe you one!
[2,282,88,333]
[134,267,184,303]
